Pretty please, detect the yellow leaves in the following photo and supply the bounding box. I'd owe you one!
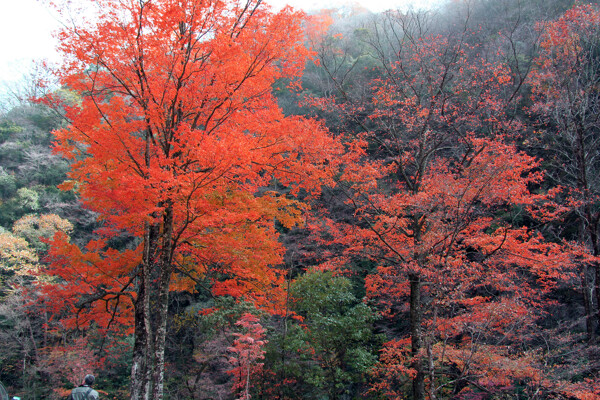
[12,214,74,250]
[0,231,38,276]
[0,214,76,292]
[1,214,70,279]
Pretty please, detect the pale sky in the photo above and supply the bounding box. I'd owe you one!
[0,0,443,89]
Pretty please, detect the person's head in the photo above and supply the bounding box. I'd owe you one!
[83,374,95,386]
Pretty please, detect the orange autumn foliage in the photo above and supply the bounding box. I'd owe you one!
[38,1,342,398]
[41,0,340,326]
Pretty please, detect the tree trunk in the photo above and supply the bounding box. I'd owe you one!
[582,266,597,341]
[131,221,159,400]
[579,208,599,340]
[595,262,600,338]
[151,205,175,400]
[131,276,150,400]
[409,272,425,400]
[131,208,177,400]
[575,125,599,340]
[150,271,171,400]
[587,213,600,339]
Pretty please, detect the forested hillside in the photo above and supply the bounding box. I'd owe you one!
[0,0,599,399]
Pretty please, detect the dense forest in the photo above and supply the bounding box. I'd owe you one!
[1,0,599,399]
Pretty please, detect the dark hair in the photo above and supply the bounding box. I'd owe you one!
[84,374,95,386]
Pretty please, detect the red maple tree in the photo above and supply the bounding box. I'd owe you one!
[306,12,570,399]
[227,313,267,400]
[529,3,600,341]
[39,1,341,399]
